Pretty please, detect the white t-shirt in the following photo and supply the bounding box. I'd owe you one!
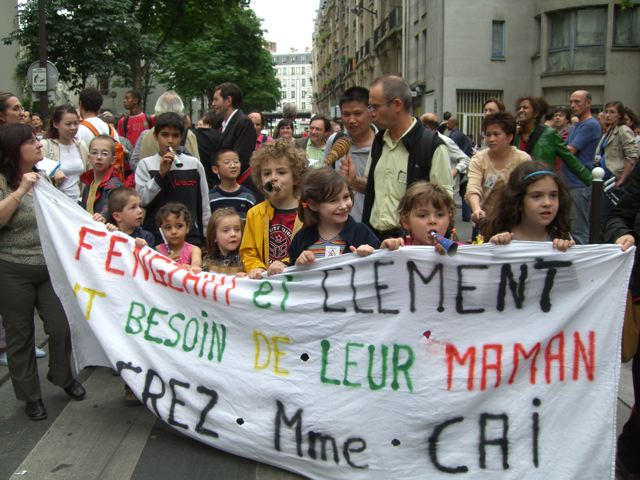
[76,116,120,147]
[58,143,85,201]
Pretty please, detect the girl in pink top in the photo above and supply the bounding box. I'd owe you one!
[155,202,202,272]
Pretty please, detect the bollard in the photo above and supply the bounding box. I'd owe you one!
[589,167,605,244]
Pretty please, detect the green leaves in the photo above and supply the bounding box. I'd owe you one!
[4,0,279,112]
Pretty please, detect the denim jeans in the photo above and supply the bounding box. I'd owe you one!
[569,186,591,244]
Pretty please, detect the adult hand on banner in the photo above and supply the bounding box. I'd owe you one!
[616,233,636,251]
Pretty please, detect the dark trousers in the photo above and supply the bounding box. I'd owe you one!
[0,259,73,402]
[618,345,640,474]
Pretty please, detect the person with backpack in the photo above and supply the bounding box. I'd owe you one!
[77,87,126,181]
[117,90,153,147]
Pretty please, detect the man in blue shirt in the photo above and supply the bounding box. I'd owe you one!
[563,90,601,244]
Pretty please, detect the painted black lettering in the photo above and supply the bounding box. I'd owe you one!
[407,261,444,312]
[349,265,373,313]
[534,258,572,312]
[374,260,399,314]
[195,385,219,438]
[479,413,509,469]
[497,264,528,311]
[308,431,339,463]
[274,400,303,457]
[343,437,368,469]
[141,369,165,418]
[428,416,468,473]
[456,265,488,314]
[322,268,346,313]
[168,378,189,430]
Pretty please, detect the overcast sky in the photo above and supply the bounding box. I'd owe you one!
[250,0,317,53]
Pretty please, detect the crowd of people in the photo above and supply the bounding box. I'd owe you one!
[1,75,640,477]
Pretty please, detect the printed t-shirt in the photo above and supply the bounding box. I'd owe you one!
[307,235,347,259]
[269,208,297,263]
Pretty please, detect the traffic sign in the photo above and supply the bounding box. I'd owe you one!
[32,67,47,92]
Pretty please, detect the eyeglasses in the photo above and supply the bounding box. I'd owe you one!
[367,100,394,113]
[221,159,240,166]
[89,150,112,158]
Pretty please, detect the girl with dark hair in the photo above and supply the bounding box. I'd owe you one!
[289,167,380,265]
[483,161,574,251]
[514,96,591,187]
[41,105,89,201]
[0,123,86,421]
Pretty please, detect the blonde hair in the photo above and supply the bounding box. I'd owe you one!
[206,208,242,256]
[250,139,308,195]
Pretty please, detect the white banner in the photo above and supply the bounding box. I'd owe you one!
[34,180,632,479]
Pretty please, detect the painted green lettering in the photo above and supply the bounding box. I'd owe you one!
[209,322,226,362]
[144,307,167,344]
[182,318,199,352]
[198,322,209,358]
[125,301,146,334]
[343,342,364,388]
[392,344,415,392]
[164,313,185,347]
[253,281,273,309]
[280,275,292,311]
[367,344,388,390]
[320,339,340,385]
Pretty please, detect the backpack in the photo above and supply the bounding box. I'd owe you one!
[81,120,126,182]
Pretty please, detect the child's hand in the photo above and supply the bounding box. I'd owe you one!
[159,152,174,177]
[134,238,148,249]
[350,244,374,257]
[381,237,404,250]
[248,267,267,279]
[616,234,635,251]
[92,212,106,223]
[235,272,248,278]
[489,232,513,245]
[296,250,316,265]
[104,223,118,232]
[552,238,575,252]
[189,265,202,274]
[267,261,286,276]
[433,243,447,256]
[471,209,486,223]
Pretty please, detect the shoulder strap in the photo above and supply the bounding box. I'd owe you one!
[81,120,100,137]
[108,124,117,140]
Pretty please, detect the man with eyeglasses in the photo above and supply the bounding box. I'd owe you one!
[360,75,453,240]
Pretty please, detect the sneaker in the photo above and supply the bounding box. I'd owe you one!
[35,347,46,359]
[0,351,7,366]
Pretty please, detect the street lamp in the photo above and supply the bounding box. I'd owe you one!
[351,5,377,16]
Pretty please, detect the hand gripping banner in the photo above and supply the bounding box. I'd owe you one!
[33,180,633,479]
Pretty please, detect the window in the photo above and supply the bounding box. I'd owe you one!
[291,91,295,99]
[296,67,300,74]
[491,21,505,59]
[290,67,295,75]
[548,7,606,72]
[302,102,306,110]
[282,91,287,100]
[302,78,306,86]
[614,5,639,47]
[534,16,541,56]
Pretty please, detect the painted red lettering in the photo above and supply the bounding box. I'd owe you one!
[508,343,540,385]
[75,226,106,260]
[446,344,476,391]
[105,235,128,276]
[572,331,595,381]
[481,344,502,390]
[544,332,565,384]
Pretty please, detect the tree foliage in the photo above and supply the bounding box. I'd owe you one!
[157,4,280,112]
[3,0,279,111]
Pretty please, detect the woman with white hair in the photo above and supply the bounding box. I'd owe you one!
[129,91,200,171]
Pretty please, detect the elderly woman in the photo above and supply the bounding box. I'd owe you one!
[513,96,591,187]
[129,91,200,170]
[0,123,86,421]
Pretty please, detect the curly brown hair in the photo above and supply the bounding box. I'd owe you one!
[250,139,308,196]
[482,161,572,240]
[298,167,352,227]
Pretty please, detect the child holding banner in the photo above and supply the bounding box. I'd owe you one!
[155,202,203,272]
[203,207,244,275]
[483,161,575,251]
[240,140,307,279]
[396,181,460,255]
[107,187,155,247]
[289,167,380,265]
